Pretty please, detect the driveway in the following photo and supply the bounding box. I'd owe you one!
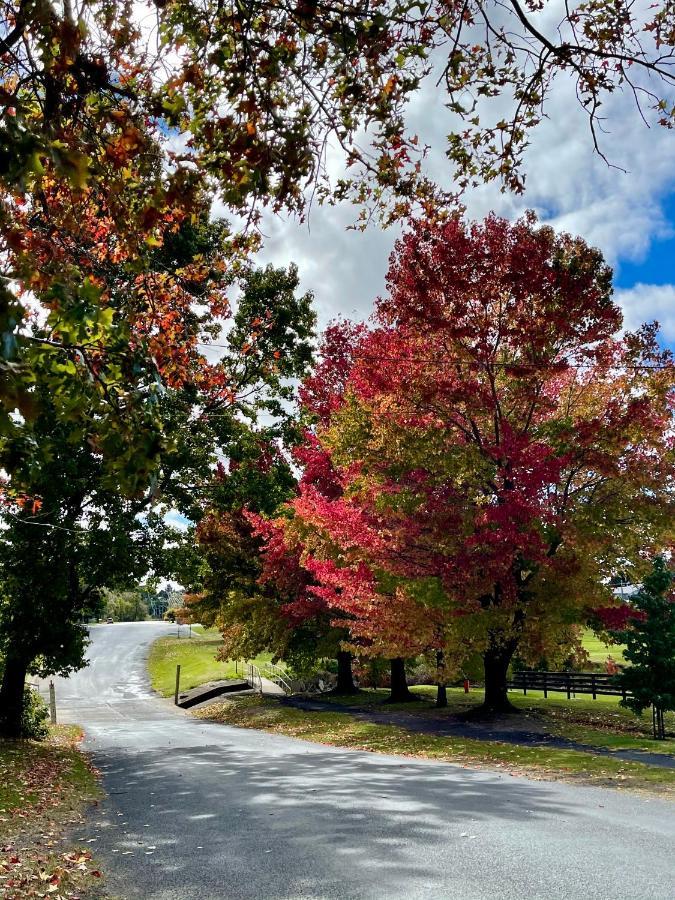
[52,623,675,900]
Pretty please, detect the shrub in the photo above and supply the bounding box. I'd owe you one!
[22,686,50,740]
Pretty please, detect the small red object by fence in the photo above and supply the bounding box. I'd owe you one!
[463,679,470,693]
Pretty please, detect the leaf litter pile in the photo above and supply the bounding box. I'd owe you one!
[0,726,104,899]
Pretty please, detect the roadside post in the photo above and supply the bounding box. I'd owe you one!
[174,664,181,706]
[49,681,57,724]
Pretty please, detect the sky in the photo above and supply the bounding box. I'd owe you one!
[167,46,675,585]
[235,69,675,354]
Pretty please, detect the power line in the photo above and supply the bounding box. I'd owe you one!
[194,339,673,370]
[1,509,84,535]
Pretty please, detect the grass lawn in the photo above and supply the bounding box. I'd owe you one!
[0,725,104,898]
[147,628,275,697]
[192,694,675,796]
[323,685,675,753]
[581,628,626,666]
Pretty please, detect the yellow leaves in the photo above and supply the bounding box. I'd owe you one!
[2,74,18,94]
[49,142,90,190]
[382,76,397,96]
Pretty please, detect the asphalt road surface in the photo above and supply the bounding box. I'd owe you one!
[52,623,675,900]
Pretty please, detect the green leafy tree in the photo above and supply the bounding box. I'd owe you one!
[0,398,167,737]
[103,589,150,623]
[615,558,675,740]
[0,210,315,736]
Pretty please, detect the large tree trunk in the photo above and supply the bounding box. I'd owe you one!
[435,650,448,708]
[387,657,416,703]
[481,641,517,714]
[0,654,29,738]
[335,650,358,694]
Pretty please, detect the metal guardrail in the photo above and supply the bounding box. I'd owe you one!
[244,662,263,694]
[509,670,632,700]
[261,662,294,695]
[235,659,293,695]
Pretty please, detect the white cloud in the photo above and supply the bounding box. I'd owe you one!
[204,38,675,336]
[164,510,190,532]
[614,283,675,341]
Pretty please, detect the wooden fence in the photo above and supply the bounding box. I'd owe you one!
[508,670,631,700]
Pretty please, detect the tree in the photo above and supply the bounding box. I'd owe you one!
[4,0,675,252]
[181,453,361,692]
[253,512,359,693]
[180,425,361,693]
[168,1,675,211]
[103,588,150,623]
[614,557,675,739]
[288,214,675,713]
[0,214,313,735]
[0,396,167,737]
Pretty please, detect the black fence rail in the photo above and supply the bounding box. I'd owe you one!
[508,670,632,701]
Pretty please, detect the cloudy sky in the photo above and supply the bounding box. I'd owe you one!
[166,50,675,576]
[240,67,675,352]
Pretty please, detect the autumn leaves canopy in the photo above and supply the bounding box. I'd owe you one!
[1,0,675,722]
[248,215,675,709]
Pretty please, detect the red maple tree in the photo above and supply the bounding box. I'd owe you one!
[277,214,675,711]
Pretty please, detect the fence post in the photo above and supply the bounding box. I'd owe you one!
[543,672,547,699]
[566,673,571,701]
[174,664,181,706]
[591,674,597,700]
[49,681,57,725]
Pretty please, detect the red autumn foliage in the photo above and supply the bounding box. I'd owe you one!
[264,214,675,700]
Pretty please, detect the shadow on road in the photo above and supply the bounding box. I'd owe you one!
[75,742,571,899]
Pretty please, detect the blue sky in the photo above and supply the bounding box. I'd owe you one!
[614,191,675,351]
[615,195,675,293]
[244,74,675,357]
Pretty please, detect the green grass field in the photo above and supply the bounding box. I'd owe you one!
[147,628,275,697]
[581,629,627,666]
[319,684,675,753]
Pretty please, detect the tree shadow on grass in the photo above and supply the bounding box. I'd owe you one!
[281,697,675,768]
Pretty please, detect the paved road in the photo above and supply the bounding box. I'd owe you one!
[53,623,675,900]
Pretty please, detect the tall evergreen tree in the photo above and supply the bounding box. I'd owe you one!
[616,558,675,740]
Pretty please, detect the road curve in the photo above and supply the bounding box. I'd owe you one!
[51,623,675,900]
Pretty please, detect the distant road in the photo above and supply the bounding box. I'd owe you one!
[51,622,675,900]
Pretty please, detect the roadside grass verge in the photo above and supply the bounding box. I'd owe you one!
[0,725,104,898]
[147,629,274,697]
[324,685,675,754]
[192,695,675,796]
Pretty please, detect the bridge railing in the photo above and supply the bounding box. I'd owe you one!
[236,660,294,695]
[261,662,294,695]
[242,662,263,694]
